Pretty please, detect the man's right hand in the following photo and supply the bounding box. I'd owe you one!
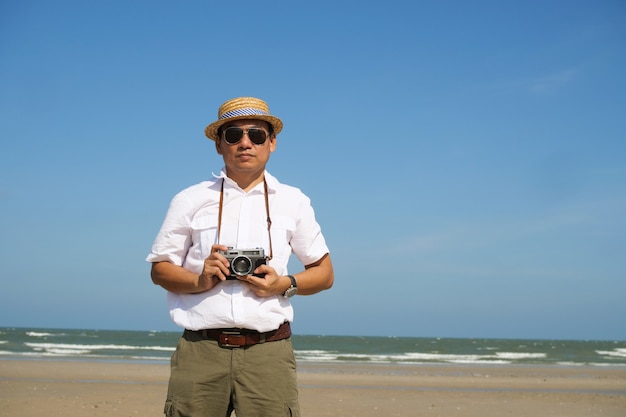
[200,244,232,284]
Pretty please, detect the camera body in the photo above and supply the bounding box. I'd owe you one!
[219,247,267,280]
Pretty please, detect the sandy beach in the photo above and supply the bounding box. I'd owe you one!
[1,359,625,416]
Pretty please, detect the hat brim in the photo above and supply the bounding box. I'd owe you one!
[205,115,283,141]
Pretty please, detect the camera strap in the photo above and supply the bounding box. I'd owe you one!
[217,178,273,260]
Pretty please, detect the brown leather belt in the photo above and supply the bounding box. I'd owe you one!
[185,322,291,348]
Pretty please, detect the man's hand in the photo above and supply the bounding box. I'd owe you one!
[201,244,232,284]
[237,264,290,298]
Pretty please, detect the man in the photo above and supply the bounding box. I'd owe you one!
[146,96,334,417]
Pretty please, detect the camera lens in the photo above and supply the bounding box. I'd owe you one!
[231,256,252,276]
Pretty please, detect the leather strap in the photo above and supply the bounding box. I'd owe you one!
[217,178,273,260]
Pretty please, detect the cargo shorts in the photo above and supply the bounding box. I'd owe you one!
[164,330,300,417]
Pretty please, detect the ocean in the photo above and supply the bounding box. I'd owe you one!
[1,327,625,367]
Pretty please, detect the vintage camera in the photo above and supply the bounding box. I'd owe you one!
[219,247,267,280]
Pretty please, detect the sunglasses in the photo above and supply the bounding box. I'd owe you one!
[222,127,269,145]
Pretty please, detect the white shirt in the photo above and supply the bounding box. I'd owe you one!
[146,169,329,332]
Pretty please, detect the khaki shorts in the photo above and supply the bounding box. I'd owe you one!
[164,330,300,417]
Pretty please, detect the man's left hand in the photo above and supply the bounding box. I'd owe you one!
[237,265,290,298]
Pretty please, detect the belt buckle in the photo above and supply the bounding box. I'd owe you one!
[219,331,246,348]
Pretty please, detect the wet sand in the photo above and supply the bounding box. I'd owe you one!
[1,359,625,416]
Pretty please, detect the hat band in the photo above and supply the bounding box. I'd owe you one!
[220,108,269,120]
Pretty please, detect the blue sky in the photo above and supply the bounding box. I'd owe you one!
[1,1,625,340]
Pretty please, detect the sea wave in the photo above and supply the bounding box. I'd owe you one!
[596,348,626,358]
[495,352,546,360]
[295,350,546,365]
[24,342,175,353]
[3,328,626,366]
[26,332,59,337]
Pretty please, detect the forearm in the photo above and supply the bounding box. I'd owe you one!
[151,261,209,294]
[291,253,334,296]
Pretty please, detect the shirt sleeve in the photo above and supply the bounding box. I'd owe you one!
[146,192,194,266]
[290,193,329,266]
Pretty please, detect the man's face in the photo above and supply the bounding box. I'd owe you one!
[216,119,276,177]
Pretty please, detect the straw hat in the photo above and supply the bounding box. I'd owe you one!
[204,97,283,141]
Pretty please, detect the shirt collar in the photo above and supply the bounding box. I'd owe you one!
[211,167,278,193]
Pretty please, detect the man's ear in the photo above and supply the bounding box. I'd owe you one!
[215,138,223,155]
